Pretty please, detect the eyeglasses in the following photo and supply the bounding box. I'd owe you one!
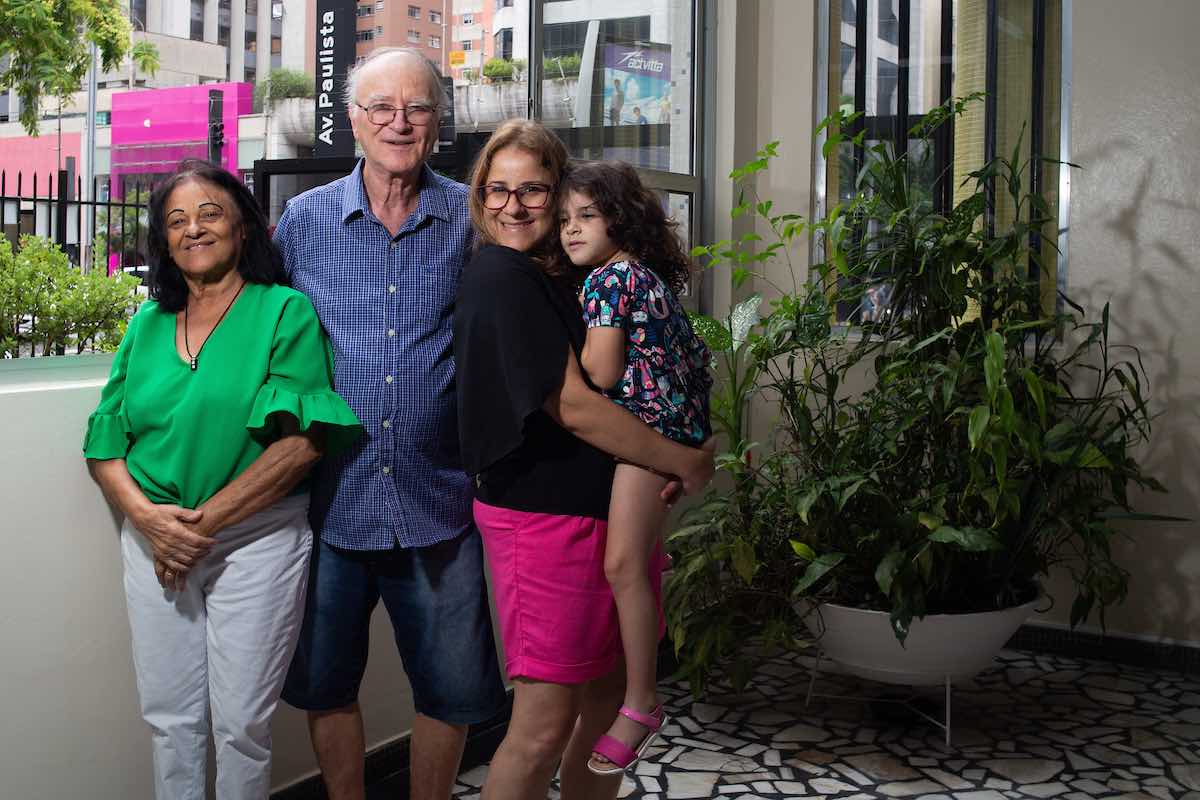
[479,183,553,210]
[355,102,438,126]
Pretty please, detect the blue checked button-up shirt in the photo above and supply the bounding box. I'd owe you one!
[274,161,473,550]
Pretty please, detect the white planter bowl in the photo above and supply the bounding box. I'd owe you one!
[801,598,1039,686]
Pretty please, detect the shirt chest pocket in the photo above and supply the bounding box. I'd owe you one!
[398,265,459,328]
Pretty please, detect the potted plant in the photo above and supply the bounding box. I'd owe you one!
[666,100,1174,694]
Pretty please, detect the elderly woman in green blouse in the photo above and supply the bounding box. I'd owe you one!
[83,160,361,800]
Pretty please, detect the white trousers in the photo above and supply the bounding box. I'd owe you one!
[121,494,312,800]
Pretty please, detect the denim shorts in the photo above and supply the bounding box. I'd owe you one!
[281,527,507,725]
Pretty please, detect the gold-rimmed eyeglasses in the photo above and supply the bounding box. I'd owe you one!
[479,183,553,211]
[355,102,438,127]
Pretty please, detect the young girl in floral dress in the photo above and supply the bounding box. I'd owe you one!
[558,160,712,775]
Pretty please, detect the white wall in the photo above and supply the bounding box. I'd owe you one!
[0,359,420,798]
[1037,0,1200,643]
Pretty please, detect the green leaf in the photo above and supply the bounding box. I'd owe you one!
[666,523,712,543]
[688,313,732,353]
[796,489,820,524]
[984,331,1004,400]
[928,525,1003,552]
[790,540,816,561]
[968,405,991,451]
[917,512,943,530]
[1022,368,1047,428]
[731,537,758,584]
[875,547,904,595]
[795,552,844,593]
[837,478,868,511]
[1046,443,1113,468]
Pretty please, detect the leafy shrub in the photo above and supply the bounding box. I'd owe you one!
[253,68,314,112]
[543,53,582,78]
[482,58,515,82]
[0,235,140,357]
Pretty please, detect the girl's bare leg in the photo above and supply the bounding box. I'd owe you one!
[589,463,669,770]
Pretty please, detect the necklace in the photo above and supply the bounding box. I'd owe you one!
[183,281,245,371]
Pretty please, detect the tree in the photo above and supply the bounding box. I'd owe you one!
[129,38,160,88]
[0,0,133,136]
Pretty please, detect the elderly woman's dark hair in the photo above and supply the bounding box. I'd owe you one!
[146,159,286,311]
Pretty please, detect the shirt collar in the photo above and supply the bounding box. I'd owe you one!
[340,159,452,227]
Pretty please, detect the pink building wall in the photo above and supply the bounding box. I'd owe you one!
[111,82,252,196]
[0,133,81,191]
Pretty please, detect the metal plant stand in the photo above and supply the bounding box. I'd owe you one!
[804,647,954,747]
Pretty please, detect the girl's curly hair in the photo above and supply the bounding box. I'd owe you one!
[555,160,693,295]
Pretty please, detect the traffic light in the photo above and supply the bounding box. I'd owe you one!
[208,121,226,157]
[207,89,224,163]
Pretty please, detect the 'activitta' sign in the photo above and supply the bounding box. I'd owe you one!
[314,0,356,157]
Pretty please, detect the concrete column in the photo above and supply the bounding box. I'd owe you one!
[230,0,247,81]
[204,0,219,43]
[257,0,272,82]
[146,0,162,33]
[281,0,307,71]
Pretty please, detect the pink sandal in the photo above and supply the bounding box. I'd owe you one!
[587,704,667,775]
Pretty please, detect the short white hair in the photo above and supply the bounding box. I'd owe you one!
[343,48,448,110]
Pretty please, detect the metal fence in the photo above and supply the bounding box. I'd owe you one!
[1,168,153,275]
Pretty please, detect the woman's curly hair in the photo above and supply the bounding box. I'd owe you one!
[555,160,694,295]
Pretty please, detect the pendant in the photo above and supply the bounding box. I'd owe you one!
[190,357,198,371]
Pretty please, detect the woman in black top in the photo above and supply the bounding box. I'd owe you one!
[455,119,713,800]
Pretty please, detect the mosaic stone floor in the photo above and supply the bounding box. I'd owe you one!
[450,648,1200,799]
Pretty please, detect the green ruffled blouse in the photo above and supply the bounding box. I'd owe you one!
[83,282,362,509]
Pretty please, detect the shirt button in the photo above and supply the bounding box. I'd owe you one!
[382,466,391,475]
[388,285,396,294]
[387,328,395,338]
[385,375,394,384]
[382,419,391,429]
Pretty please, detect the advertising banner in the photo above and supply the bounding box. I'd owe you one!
[601,44,672,126]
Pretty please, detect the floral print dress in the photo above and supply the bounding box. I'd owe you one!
[581,259,712,446]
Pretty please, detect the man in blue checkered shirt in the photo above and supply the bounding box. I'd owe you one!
[274,48,506,800]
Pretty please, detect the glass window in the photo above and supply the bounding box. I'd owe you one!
[408,29,420,43]
[358,5,374,16]
[462,13,474,25]
[430,35,441,49]
[190,0,205,41]
[462,40,472,51]
[824,0,1064,322]
[408,4,421,18]
[539,2,694,174]
[430,10,442,23]
[356,30,375,42]
[495,29,513,61]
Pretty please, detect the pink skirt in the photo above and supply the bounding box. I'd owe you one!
[473,499,667,684]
